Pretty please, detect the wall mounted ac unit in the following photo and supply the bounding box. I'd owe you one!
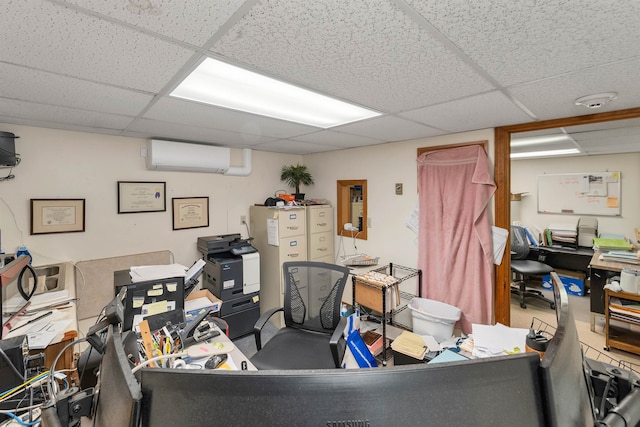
[146,139,230,173]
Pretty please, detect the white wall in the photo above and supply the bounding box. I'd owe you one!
[1,123,495,276]
[511,152,640,239]
[0,124,301,267]
[304,129,496,270]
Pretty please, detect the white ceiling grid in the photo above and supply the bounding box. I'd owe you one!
[0,0,638,154]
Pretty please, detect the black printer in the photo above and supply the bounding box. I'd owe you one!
[197,234,260,340]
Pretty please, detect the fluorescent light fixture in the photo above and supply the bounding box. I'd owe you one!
[510,148,581,159]
[510,134,574,147]
[171,58,381,128]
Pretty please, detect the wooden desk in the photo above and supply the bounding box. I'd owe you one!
[589,252,631,331]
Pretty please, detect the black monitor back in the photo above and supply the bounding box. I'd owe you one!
[93,325,142,427]
[539,272,595,426]
[140,353,545,427]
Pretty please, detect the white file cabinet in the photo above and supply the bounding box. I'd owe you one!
[250,206,307,327]
[306,205,334,264]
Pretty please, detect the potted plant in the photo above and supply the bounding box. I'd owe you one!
[280,163,314,200]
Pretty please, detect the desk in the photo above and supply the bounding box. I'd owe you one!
[589,252,630,331]
[529,246,594,275]
[4,261,78,370]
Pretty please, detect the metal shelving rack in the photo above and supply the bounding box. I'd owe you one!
[352,263,422,366]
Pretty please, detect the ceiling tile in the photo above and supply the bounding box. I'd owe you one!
[254,139,339,155]
[509,59,640,120]
[401,91,534,132]
[0,63,153,116]
[407,0,640,86]
[293,129,385,148]
[144,97,319,139]
[0,0,195,92]
[0,98,135,130]
[334,115,444,142]
[60,0,247,46]
[124,117,278,147]
[212,0,494,113]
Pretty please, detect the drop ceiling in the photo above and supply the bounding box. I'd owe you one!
[1,0,640,155]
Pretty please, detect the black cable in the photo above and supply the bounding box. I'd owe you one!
[17,264,37,301]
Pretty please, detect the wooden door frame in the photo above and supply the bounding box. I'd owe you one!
[494,107,640,326]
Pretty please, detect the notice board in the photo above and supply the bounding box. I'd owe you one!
[537,172,621,216]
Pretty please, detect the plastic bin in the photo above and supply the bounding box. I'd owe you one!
[408,298,461,342]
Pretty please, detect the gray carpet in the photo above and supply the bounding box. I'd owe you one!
[232,322,279,359]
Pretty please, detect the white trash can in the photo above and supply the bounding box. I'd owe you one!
[408,298,461,342]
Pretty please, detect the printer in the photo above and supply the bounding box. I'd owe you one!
[197,234,260,339]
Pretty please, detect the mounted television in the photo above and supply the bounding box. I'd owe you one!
[0,132,18,167]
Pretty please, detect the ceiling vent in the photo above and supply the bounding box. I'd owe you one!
[146,139,230,173]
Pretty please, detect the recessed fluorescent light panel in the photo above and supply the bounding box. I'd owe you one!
[171,58,381,128]
[510,148,581,159]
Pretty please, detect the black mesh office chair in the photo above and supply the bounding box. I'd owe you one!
[510,226,556,309]
[250,261,350,369]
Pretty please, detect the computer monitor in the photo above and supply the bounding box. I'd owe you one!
[93,325,142,427]
[1,255,31,339]
[539,271,596,426]
[140,352,546,426]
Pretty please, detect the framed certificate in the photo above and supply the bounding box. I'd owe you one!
[172,197,209,230]
[118,181,166,214]
[30,199,86,234]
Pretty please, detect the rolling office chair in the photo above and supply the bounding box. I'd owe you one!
[510,225,556,309]
[250,261,350,369]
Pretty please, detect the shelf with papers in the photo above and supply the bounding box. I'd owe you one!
[351,263,422,366]
[605,290,640,356]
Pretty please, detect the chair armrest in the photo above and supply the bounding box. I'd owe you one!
[329,317,348,368]
[253,307,284,350]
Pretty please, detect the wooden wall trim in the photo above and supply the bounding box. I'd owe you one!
[493,107,640,326]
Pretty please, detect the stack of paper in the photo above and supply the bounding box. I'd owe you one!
[471,323,529,358]
[129,263,188,282]
[547,223,577,247]
[593,238,633,252]
[609,297,640,324]
[600,251,640,265]
[390,330,426,360]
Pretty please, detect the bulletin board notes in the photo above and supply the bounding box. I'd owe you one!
[537,172,621,216]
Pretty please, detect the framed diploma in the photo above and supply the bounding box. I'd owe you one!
[172,197,209,230]
[118,181,166,214]
[30,199,86,235]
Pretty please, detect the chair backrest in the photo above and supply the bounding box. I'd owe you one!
[511,225,530,260]
[282,261,350,333]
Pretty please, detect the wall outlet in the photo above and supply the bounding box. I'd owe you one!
[240,215,247,225]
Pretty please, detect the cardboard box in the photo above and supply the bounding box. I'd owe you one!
[542,269,585,296]
[184,289,222,322]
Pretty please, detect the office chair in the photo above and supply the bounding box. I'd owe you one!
[250,261,350,369]
[510,226,556,309]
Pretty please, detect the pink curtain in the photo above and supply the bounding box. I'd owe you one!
[417,145,496,334]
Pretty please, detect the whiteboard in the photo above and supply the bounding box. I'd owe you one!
[537,172,621,216]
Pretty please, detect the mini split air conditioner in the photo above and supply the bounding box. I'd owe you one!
[146,139,230,173]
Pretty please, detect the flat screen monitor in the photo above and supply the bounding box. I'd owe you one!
[539,271,596,426]
[140,352,546,426]
[93,325,142,427]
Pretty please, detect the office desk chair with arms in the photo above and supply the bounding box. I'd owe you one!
[250,261,350,370]
[510,226,556,309]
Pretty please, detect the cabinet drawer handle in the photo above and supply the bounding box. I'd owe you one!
[289,253,299,258]
[317,222,327,227]
[287,226,299,230]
